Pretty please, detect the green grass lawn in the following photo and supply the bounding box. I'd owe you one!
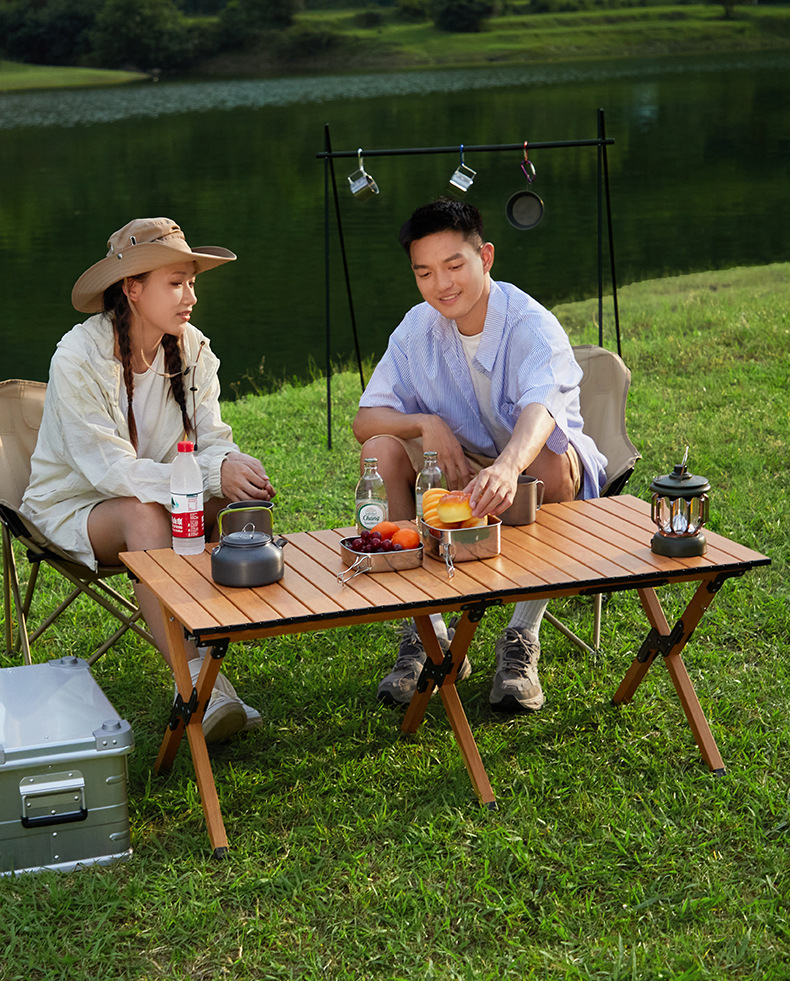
[1,264,789,979]
[0,59,147,92]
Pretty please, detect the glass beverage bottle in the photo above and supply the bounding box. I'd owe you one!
[415,450,444,522]
[355,457,388,533]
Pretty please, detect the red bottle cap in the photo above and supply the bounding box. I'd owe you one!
[177,441,195,452]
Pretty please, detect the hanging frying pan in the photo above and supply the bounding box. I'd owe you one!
[506,143,544,230]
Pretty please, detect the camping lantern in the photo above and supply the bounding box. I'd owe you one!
[650,448,710,557]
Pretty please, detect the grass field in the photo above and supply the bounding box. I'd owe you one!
[1,263,789,979]
[0,59,147,92]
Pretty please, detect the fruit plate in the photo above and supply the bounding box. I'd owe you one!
[337,538,423,584]
[419,515,501,579]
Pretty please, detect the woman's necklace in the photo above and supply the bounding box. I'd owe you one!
[132,339,189,378]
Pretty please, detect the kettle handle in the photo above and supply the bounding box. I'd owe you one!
[217,501,273,539]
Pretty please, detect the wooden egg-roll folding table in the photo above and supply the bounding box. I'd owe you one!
[120,496,770,858]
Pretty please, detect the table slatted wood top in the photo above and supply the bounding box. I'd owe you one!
[120,495,771,858]
[121,496,768,645]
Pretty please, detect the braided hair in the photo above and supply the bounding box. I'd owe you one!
[103,277,193,452]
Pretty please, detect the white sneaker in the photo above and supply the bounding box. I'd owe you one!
[182,661,256,742]
[214,672,262,731]
[196,649,262,731]
[201,688,247,744]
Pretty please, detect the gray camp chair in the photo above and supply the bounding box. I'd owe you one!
[543,345,642,653]
[0,378,154,665]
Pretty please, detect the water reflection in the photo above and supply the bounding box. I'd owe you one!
[1,51,788,391]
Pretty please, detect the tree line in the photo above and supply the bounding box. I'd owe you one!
[0,0,504,74]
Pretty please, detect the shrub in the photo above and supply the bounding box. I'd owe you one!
[0,0,103,65]
[90,0,192,71]
[274,26,344,61]
[395,0,430,20]
[431,0,495,32]
[352,10,386,28]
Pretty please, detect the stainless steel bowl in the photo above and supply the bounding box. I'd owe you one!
[338,538,423,584]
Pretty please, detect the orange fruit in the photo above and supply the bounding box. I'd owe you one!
[371,520,399,540]
[392,527,421,550]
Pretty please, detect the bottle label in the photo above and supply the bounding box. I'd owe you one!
[356,502,386,530]
[171,492,205,539]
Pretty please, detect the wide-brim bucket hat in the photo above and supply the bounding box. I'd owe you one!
[71,217,236,313]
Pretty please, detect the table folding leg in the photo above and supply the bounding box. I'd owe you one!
[402,610,497,810]
[612,575,736,775]
[154,605,231,856]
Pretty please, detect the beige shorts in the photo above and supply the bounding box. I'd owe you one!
[364,434,582,499]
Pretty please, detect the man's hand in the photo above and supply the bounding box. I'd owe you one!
[220,452,276,502]
[421,415,474,491]
[465,460,519,518]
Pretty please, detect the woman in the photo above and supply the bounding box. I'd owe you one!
[21,217,274,743]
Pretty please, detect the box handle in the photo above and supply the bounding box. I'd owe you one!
[20,770,87,829]
[22,808,88,829]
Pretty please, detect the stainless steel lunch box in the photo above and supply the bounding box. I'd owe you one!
[419,516,502,578]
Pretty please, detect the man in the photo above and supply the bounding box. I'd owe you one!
[352,198,606,713]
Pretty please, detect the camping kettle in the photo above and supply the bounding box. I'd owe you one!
[210,501,288,588]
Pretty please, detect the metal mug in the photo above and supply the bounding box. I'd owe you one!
[348,167,379,200]
[449,163,476,192]
[500,475,545,526]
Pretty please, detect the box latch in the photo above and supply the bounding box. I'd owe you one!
[19,770,88,829]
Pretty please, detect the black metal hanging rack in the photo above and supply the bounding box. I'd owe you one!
[316,108,619,448]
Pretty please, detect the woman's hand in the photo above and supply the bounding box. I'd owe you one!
[220,452,276,502]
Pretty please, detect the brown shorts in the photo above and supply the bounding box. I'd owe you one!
[364,434,582,499]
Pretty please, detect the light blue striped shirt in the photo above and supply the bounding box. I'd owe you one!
[359,279,607,498]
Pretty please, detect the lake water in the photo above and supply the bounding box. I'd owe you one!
[1,49,788,393]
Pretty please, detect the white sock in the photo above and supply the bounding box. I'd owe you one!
[507,600,549,638]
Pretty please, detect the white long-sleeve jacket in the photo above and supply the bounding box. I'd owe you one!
[21,314,238,569]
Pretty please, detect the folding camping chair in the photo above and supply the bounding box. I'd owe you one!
[543,344,642,654]
[0,378,154,665]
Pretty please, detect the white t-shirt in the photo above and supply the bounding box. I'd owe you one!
[119,345,173,458]
[456,328,512,454]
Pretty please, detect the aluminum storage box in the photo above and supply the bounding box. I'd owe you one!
[0,656,134,876]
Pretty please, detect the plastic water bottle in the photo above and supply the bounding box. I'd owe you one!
[415,450,444,522]
[355,457,388,533]
[170,440,205,555]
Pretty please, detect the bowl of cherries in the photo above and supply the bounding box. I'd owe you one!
[338,523,423,584]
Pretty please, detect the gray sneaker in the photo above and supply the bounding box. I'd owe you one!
[489,626,545,713]
[377,618,472,707]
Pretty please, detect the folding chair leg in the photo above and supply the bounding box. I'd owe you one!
[2,530,33,664]
[543,608,595,656]
[2,535,154,663]
[27,583,82,645]
[2,524,11,655]
[593,593,603,651]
